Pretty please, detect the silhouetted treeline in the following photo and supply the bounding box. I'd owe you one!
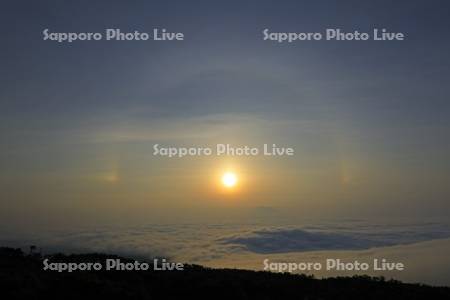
[1,247,449,299]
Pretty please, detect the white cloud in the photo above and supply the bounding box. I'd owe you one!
[2,221,450,286]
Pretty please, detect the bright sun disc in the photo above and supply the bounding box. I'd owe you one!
[222,172,237,188]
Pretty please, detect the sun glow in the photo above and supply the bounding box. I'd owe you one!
[222,172,238,188]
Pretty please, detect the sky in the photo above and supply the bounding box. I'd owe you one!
[1,0,450,231]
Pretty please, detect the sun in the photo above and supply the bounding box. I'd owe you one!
[222,172,238,188]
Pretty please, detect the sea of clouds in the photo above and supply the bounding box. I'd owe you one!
[2,220,450,285]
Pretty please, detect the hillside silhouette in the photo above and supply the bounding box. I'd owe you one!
[1,247,449,299]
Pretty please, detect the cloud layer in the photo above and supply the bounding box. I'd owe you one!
[2,220,450,285]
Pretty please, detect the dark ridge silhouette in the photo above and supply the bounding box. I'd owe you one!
[1,247,449,300]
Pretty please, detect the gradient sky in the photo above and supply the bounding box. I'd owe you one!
[1,0,450,230]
